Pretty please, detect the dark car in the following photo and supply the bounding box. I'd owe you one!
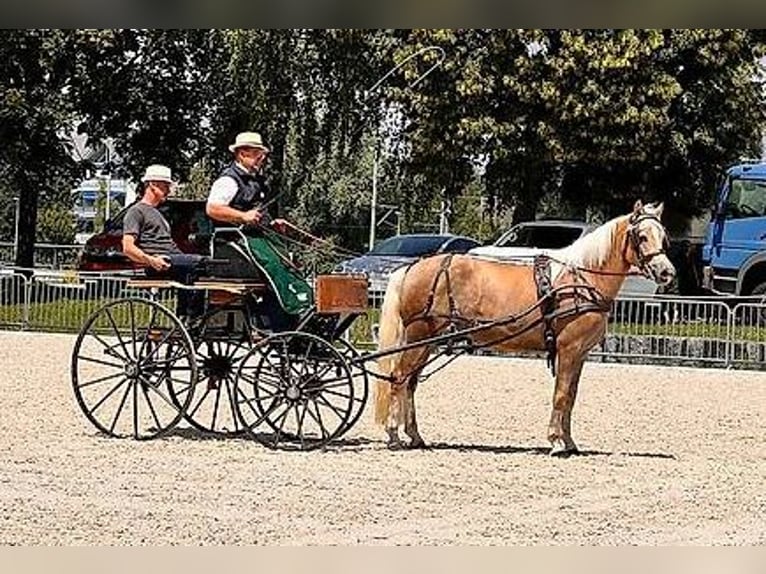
[77,199,213,272]
[336,233,481,294]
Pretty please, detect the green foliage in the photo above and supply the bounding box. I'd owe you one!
[391,29,766,224]
[1,29,764,270]
[36,203,75,244]
[178,160,214,200]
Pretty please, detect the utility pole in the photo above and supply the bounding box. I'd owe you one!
[439,196,451,234]
[369,151,378,251]
[103,138,113,223]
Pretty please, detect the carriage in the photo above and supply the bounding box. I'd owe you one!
[71,201,676,456]
[70,226,372,451]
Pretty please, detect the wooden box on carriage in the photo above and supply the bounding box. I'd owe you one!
[315,274,369,313]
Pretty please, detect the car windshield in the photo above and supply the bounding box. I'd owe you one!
[496,225,584,249]
[370,235,447,256]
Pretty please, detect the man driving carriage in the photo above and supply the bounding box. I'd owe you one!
[206,131,314,325]
[121,164,205,322]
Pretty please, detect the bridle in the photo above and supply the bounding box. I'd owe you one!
[624,212,669,280]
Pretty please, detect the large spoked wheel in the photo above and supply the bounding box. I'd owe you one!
[235,331,355,451]
[333,338,369,437]
[71,298,197,440]
[171,306,253,436]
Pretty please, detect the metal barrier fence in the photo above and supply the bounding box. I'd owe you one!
[0,242,82,270]
[0,270,176,333]
[1,269,765,370]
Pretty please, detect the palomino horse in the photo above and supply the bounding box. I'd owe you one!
[374,200,676,455]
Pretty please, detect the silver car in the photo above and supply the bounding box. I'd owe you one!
[468,220,658,296]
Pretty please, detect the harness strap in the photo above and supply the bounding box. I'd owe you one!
[405,254,458,330]
[533,255,558,376]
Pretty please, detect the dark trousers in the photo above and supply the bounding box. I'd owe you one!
[147,253,206,320]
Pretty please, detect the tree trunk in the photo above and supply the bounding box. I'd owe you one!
[13,172,39,272]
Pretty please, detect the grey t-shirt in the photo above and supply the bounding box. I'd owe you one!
[122,202,182,256]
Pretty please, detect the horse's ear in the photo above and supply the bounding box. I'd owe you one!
[633,199,643,214]
[654,202,664,217]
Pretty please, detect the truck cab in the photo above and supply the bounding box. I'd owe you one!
[702,162,766,296]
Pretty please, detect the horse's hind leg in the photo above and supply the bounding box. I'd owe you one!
[548,353,585,456]
[403,376,425,449]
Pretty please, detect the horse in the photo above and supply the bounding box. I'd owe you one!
[373,200,676,456]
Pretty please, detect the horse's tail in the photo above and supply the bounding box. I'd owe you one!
[374,266,408,426]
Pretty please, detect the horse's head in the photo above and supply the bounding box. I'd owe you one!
[625,200,676,286]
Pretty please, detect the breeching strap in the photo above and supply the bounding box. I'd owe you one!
[533,255,558,376]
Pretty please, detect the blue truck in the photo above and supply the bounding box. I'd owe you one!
[702,161,766,297]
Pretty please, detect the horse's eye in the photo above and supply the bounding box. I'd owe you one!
[638,235,648,243]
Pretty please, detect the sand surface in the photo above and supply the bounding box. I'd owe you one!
[1,331,764,545]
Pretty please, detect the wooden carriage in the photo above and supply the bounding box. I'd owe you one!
[71,229,372,452]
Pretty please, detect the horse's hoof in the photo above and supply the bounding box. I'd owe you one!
[408,438,426,449]
[549,439,578,457]
[387,439,406,451]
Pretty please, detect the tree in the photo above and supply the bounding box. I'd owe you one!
[37,203,75,244]
[389,29,766,228]
[0,30,107,268]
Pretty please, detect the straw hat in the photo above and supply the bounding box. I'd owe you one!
[140,164,173,183]
[228,131,270,153]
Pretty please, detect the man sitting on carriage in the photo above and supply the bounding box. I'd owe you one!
[206,131,314,328]
[121,164,205,323]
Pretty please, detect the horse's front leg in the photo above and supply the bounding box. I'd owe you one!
[547,353,584,456]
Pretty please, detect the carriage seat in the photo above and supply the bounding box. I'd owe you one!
[207,227,270,282]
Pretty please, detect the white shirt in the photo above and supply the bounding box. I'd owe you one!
[207,162,254,206]
[207,176,238,206]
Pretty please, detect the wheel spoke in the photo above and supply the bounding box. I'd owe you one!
[312,392,348,422]
[242,393,287,430]
[319,386,354,401]
[109,379,133,434]
[187,384,213,419]
[305,400,330,441]
[139,379,163,432]
[132,375,139,439]
[77,370,125,389]
[295,402,308,449]
[137,304,159,362]
[209,381,224,430]
[89,332,129,362]
[77,354,123,369]
[104,307,132,360]
[138,374,183,411]
[89,377,130,414]
[138,326,182,363]
[224,375,240,432]
[269,403,292,447]
[143,343,186,368]
[128,300,138,360]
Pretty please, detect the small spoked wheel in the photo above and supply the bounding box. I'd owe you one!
[333,338,369,437]
[235,331,355,451]
[172,307,253,436]
[71,298,197,440]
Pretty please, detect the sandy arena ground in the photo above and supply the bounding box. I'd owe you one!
[0,330,764,545]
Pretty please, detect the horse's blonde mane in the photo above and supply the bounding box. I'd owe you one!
[553,215,628,269]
